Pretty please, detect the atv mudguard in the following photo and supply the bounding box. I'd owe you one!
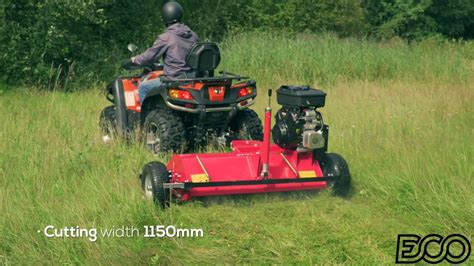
[106,78,141,137]
[105,79,127,137]
[141,84,168,118]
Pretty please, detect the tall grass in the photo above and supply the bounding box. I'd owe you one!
[220,32,473,87]
[1,32,473,264]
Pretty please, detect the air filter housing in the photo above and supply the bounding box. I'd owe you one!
[276,85,326,108]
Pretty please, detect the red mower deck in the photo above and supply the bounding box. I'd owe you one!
[140,87,351,207]
[165,140,328,200]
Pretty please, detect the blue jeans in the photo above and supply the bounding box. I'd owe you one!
[139,74,163,103]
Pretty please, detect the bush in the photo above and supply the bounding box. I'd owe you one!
[245,0,367,37]
[363,0,474,40]
[0,0,162,90]
[428,0,474,39]
[1,1,106,88]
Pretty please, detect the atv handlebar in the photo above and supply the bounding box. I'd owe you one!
[121,60,164,73]
[121,59,141,70]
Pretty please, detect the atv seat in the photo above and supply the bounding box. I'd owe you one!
[160,42,245,82]
[185,42,221,78]
[144,43,221,99]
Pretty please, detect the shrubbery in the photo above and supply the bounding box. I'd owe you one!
[364,0,474,40]
[0,0,473,89]
[0,0,162,89]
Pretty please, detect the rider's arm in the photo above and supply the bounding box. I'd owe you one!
[133,33,169,66]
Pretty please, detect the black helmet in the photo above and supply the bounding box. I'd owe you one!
[162,2,183,25]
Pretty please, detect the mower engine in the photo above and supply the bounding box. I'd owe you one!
[272,86,327,152]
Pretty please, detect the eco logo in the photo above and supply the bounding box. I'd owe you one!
[396,234,471,264]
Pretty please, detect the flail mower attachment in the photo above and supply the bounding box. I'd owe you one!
[140,86,351,208]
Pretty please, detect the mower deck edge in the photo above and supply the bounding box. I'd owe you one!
[163,176,335,189]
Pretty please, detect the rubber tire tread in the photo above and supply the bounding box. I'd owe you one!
[143,109,186,153]
[141,161,170,208]
[321,153,351,196]
[232,109,263,141]
[99,105,116,135]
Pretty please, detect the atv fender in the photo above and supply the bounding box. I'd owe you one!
[141,93,167,122]
[108,78,128,137]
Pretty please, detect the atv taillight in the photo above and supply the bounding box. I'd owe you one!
[238,87,253,97]
[169,89,193,100]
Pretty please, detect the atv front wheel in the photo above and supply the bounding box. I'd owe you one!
[231,109,263,141]
[99,105,116,142]
[321,153,351,196]
[140,161,170,208]
[143,110,186,155]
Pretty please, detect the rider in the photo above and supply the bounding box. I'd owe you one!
[131,2,199,103]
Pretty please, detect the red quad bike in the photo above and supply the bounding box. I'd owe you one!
[140,86,352,208]
[99,42,262,155]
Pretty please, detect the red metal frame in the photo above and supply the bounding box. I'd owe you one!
[165,102,327,201]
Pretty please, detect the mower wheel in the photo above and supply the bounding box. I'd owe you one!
[143,109,186,155]
[321,153,351,196]
[99,105,116,142]
[231,109,263,141]
[140,161,170,208]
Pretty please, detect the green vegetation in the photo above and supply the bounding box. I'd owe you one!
[1,0,473,88]
[2,33,473,264]
[220,32,474,86]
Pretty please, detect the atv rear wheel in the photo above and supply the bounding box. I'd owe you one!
[99,105,116,142]
[140,161,170,208]
[143,109,186,155]
[231,109,263,141]
[321,153,351,196]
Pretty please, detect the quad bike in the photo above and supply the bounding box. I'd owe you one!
[99,42,262,154]
[140,86,352,208]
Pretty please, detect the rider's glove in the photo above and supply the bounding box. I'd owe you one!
[121,59,136,70]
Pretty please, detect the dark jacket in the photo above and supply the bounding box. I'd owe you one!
[134,23,199,77]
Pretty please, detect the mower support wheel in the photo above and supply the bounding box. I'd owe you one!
[99,105,116,142]
[231,109,263,141]
[143,109,186,155]
[321,153,351,196]
[140,161,170,208]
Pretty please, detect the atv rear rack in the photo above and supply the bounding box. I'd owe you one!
[161,74,249,84]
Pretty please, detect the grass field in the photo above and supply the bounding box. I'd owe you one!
[1,33,473,264]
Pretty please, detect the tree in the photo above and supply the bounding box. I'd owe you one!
[363,0,438,40]
[428,0,474,39]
